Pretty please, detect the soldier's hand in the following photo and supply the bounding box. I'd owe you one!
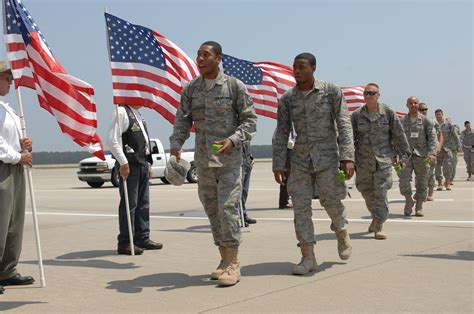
[391,157,398,166]
[274,170,287,185]
[120,164,130,180]
[214,138,234,156]
[20,137,32,152]
[429,154,436,163]
[19,151,32,168]
[341,160,355,180]
[170,148,182,162]
[148,163,153,179]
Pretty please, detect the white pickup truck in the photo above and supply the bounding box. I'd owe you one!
[77,138,197,188]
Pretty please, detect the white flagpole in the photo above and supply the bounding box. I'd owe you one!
[105,9,134,255]
[14,88,46,287]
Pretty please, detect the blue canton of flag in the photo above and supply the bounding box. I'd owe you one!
[222,54,263,85]
[5,0,50,50]
[105,13,166,70]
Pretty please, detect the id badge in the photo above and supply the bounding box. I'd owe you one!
[410,132,419,138]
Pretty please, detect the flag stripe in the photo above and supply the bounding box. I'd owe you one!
[4,0,105,159]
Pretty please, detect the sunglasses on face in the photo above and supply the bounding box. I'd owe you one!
[419,109,428,112]
[363,91,378,96]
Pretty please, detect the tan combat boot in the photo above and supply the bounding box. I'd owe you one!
[217,247,240,286]
[404,195,414,216]
[368,219,377,233]
[292,243,318,275]
[335,229,352,260]
[427,186,434,201]
[415,198,424,217]
[210,246,227,280]
[373,220,387,240]
[444,179,452,191]
[436,180,443,191]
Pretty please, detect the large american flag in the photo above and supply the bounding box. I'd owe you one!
[222,54,367,119]
[105,13,199,125]
[3,0,105,160]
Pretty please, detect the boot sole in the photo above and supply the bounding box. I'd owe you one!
[217,278,241,286]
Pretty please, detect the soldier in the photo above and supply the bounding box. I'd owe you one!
[351,83,410,240]
[418,102,443,201]
[398,97,437,217]
[170,41,257,286]
[434,110,461,190]
[460,121,474,180]
[273,52,355,275]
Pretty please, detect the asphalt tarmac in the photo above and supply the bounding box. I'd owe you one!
[0,160,472,312]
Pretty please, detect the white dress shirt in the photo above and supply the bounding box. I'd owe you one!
[0,100,22,164]
[107,106,149,166]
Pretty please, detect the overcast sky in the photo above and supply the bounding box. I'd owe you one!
[1,0,472,152]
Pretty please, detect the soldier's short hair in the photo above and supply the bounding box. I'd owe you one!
[294,53,316,67]
[435,109,443,114]
[465,121,470,126]
[201,41,222,56]
[366,82,379,90]
[419,102,427,107]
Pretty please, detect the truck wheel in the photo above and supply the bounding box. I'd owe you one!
[87,181,104,188]
[111,168,120,187]
[161,177,170,184]
[187,165,198,183]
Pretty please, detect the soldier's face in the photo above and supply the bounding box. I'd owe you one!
[435,111,444,121]
[0,72,12,96]
[419,105,428,116]
[196,45,221,78]
[292,59,315,85]
[406,97,419,114]
[363,85,379,104]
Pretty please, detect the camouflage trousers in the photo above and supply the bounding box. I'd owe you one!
[435,150,454,181]
[427,162,436,190]
[197,165,242,248]
[463,147,472,174]
[398,155,430,201]
[287,166,348,245]
[355,165,392,223]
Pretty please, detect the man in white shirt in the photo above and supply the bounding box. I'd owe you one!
[108,105,162,255]
[0,61,35,293]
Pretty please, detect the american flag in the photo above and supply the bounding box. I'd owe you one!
[105,13,199,125]
[222,54,368,119]
[3,0,105,160]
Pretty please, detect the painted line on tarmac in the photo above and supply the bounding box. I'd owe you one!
[340,198,454,202]
[26,211,474,224]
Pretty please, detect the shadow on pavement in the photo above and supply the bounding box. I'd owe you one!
[314,231,375,241]
[242,261,345,277]
[21,250,140,270]
[401,250,474,262]
[0,301,46,311]
[106,273,214,293]
[161,224,212,234]
[360,213,410,220]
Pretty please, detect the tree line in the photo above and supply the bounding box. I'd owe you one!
[32,145,273,164]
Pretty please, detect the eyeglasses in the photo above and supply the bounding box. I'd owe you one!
[363,91,378,96]
[419,109,428,112]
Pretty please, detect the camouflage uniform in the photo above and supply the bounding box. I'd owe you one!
[351,103,410,223]
[460,129,474,176]
[272,79,354,245]
[428,120,441,191]
[435,120,461,182]
[170,71,257,248]
[398,114,437,201]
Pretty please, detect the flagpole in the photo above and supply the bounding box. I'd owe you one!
[104,8,134,255]
[14,88,46,287]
